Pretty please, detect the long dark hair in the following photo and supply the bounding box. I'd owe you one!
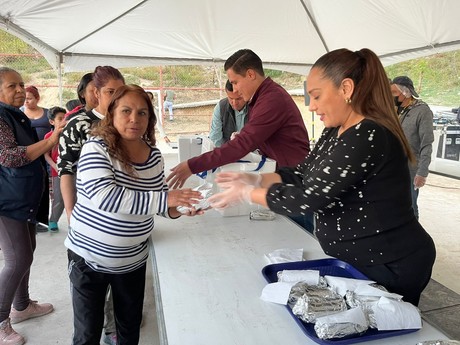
[77,73,93,104]
[91,85,157,176]
[313,48,414,163]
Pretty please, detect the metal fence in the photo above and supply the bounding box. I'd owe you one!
[0,30,318,142]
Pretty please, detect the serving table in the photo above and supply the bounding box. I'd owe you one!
[150,210,448,345]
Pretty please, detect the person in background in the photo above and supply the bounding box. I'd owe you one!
[0,67,63,345]
[209,79,248,147]
[66,85,203,345]
[390,76,434,219]
[58,66,125,345]
[65,99,82,114]
[44,106,67,232]
[65,72,99,120]
[167,49,310,187]
[59,66,125,221]
[20,85,50,140]
[21,85,51,233]
[146,91,170,143]
[209,48,436,306]
[163,89,175,121]
[167,49,315,234]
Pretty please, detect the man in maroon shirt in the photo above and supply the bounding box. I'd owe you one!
[167,49,310,190]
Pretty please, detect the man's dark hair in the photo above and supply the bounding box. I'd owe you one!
[224,49,264,77]
[225,80,233,92]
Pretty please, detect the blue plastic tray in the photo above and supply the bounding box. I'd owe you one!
[261,258,419,344]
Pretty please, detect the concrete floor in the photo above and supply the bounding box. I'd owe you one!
[418,173,460,295]
[0,142,168,344]
[417,172,460,341]
[1,226,159,345]
[0,143,458,344]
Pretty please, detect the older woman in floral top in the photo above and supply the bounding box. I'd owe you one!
[0,67,64,344]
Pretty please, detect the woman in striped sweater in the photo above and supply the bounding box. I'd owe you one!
[65,85,203,345]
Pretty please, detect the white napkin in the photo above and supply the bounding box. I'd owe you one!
[264,248,303,264]
[354,284,403,300]
[373,297,422,330]
[278,269,320,285]
[324,275,375,296]
[315,306,368,327]
[260,282,296,305]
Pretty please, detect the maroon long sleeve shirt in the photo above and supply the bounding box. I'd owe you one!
[188,78,310,173]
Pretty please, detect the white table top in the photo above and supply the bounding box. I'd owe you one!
[150,210,448,345]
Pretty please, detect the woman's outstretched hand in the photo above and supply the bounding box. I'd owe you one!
[208,179,254,210]
[167,188,202,208]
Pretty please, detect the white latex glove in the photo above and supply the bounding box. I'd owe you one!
[214,172,262,187]
[208,181,254,209]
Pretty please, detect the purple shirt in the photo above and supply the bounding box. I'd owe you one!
[188,78,310,173]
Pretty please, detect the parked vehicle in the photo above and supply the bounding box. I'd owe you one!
[433,110,458,125]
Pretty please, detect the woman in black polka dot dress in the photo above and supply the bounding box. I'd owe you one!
[209,48,436,306]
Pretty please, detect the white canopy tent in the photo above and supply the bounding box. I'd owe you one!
[1,0,460,75]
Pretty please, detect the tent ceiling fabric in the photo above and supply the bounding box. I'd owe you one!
[1,0,460,74]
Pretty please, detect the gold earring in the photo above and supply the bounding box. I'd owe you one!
[345,98,352,104]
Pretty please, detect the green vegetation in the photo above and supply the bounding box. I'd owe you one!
[122,66,161,85]
[39,70,58,80]
[65,72,86,84]
[386,51,460,106]
[1,29,460,107]
[265,69,283,78]
[0,30,34,54]
[123,74,141,85]
[62,89,76,101]
[0,30,51,74]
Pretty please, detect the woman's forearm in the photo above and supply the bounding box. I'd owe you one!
[250,187,269,208]
[60,174,77,222]
[260,172,282,188]
[25,138,55,162]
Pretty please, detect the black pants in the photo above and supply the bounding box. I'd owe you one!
[289,211,316,235]
[36,167,50,226]
[0,217,36,322]
[67,250,146,345]
[354,236,436,306]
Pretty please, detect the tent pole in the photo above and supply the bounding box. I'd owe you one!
[159,66,164,119]
[58,53,64,107]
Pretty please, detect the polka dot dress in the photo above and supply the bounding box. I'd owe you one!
[268,119,427,266]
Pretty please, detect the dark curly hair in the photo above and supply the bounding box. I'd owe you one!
[47,106,66,120]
